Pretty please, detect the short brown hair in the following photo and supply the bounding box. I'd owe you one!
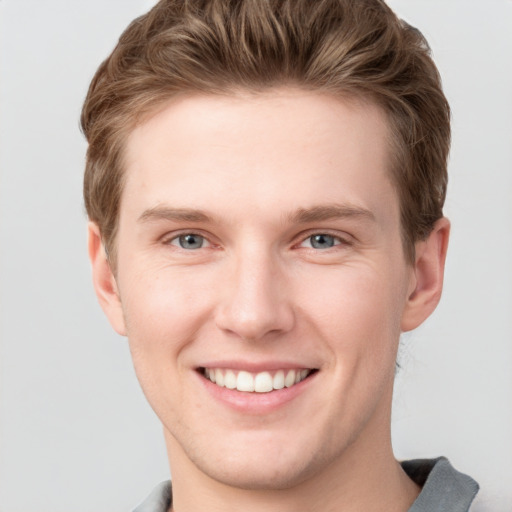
[81,0,450,266]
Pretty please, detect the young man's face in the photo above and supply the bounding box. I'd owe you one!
[91,89,444,490]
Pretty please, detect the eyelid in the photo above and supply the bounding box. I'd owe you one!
[161,229,215,248]
[294,229,353,248]
[158,228,352,250]
[172,235,210,249]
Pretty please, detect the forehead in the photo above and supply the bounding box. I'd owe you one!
[121,88,397,225]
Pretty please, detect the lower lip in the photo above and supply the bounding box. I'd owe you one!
[197,371,317,415]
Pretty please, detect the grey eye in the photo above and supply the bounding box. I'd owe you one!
[309,234,336,249]
[175,234,205,249]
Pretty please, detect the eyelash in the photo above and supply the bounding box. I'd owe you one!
[162,231,213,250]
[297,232,350,250]
[162,230,351,252]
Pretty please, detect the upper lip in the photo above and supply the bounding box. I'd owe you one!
[196,360,318,372]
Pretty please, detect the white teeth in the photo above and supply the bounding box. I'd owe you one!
[273,370,285,390]
[295,369,309,384]
[224,370,237,389]
[204,368,312,393]
[215,368,224,387]
[284,370,296,388]
[237,371,255,392]
[254,372,273,393]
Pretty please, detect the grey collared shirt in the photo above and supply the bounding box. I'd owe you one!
[132,457,479,512]
[402,457,479,511]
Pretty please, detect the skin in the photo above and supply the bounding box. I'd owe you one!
[89,89,449,512]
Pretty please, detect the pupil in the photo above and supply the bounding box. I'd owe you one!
[311,234,334,249]
[180,234,203,249]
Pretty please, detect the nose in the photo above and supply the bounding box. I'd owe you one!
[214,248,295,341]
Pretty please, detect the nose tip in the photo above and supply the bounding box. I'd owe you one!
[217,301,290,341]
[214,257,294,341]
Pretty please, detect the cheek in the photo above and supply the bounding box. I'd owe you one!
[286,265,405,444]
[121,263,211,337]
[119,269,213,417]
[118,265,216,392]
[296,263,405,368]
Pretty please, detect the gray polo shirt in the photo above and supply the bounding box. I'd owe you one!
[132,457,479,512]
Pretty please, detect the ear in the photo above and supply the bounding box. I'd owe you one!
[401,217,450,332]
[88,222,127,336]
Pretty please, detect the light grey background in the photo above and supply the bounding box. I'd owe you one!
[0,1,511,511]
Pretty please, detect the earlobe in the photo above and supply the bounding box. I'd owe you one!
[88,222,127,336]
[401,217,450,332]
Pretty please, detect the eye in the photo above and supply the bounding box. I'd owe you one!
[301,234,342,250]
[169,233,210,250]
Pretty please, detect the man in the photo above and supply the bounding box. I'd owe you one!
[82,0,479,510]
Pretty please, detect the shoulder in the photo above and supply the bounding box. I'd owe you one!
[402,457,479,512]
[131,458,479,512]
[132,480,172,512]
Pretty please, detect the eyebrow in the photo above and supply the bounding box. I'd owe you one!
[138,207,213,223]
[138,203,375,225]
[287,204,375,224]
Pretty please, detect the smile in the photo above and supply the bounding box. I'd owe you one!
[201,368,315,393]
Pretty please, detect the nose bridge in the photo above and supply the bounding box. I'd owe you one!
[215,244,294,340]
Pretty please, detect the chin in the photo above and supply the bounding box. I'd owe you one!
[196,454,320,491]
[178,429,340,492]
